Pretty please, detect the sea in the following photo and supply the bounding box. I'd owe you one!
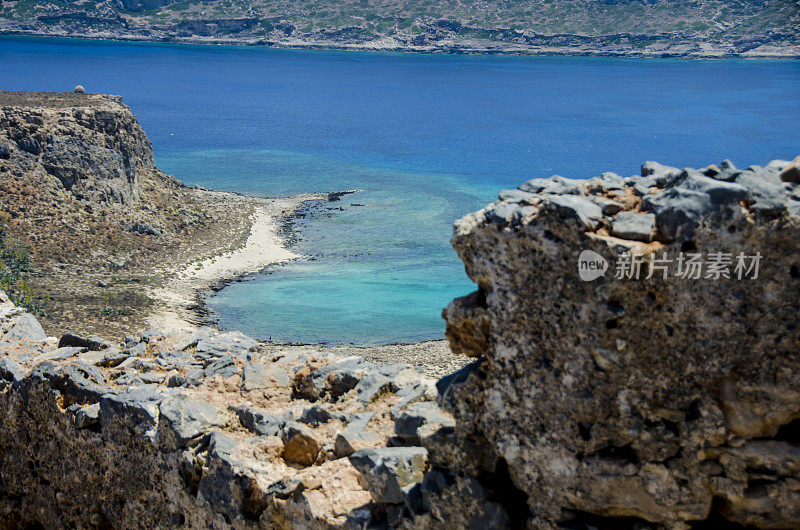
[2,36,798,344]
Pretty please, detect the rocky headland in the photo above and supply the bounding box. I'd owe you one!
[0,87,798,528]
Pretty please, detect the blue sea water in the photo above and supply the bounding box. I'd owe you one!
[1,36,799,344]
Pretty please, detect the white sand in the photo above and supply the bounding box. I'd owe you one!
[148,193,326,331]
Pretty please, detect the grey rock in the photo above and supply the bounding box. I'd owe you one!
[57,332,110,351]
[610,211,656,242]
[298,405,332,427]
[0,358,27,383]
[99,387,164,438]
[35,346,86,362]
[497,189,536,203]
[241,362,289,391]
[94,349,130,368]
[335,412,378,458]
[166,374,185,387]
[546,195,603,229]
[2,312,46,342]
[736,170,788,214]
[123,342,147,357]
[641,160,681,181]
[139,328,164,343]
[394,401,456,443]
[486,202,523,224]
[642,187,712,241]
[335,429,380,458]
[780,156,800,183]
[195,332,257,361]
[74,403,100,429]
[681,171,748,204]
[349,447,428,504]
[265,477,303,500]
[592,196,625,216]
[281,421,321,466]
[597,172,625,190]
[355,372,397,404]
[159,394,228,448]
[203,356,238,378]
[518,175,583,195]
[233,406,284,436]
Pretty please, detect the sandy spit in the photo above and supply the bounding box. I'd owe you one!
[147,191,327,331]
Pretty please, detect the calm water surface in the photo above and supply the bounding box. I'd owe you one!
[2,36,799,344]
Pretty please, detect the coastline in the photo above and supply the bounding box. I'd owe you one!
[2,31,798,60]
[146,188,467,377]
[146,190,328,332]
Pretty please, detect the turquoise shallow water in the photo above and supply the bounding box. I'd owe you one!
[1,36,799,344]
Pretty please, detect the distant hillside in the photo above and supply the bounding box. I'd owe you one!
[1,0,798,56]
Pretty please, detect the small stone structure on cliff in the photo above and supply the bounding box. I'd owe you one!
[0,147,798,527]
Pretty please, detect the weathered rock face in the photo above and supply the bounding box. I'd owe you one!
[0,91,153,204]
[0,290,455,528]
[441,158,800,528]
[0,155,798,529]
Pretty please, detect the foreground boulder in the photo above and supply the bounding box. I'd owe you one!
[440,157,800,528]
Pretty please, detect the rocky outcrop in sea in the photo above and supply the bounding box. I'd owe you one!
[0,152,798,528]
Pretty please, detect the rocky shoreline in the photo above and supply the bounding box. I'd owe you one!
[0,153,798,527]
[0,90,465,375]
[2,31,798,59]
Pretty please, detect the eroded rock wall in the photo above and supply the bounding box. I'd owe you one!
[0,91,153,205]
[440,156,800,528]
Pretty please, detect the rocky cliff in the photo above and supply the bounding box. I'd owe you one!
[0,154,797,529]
[0,92,255,338]
[0,91,152,205]
[441,156,800,528]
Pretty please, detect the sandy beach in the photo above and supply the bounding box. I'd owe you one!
[147,191,328,331]
[145,189,467,376]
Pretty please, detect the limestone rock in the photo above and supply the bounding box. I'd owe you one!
[441,156,800,528]
[349,447,428,504]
